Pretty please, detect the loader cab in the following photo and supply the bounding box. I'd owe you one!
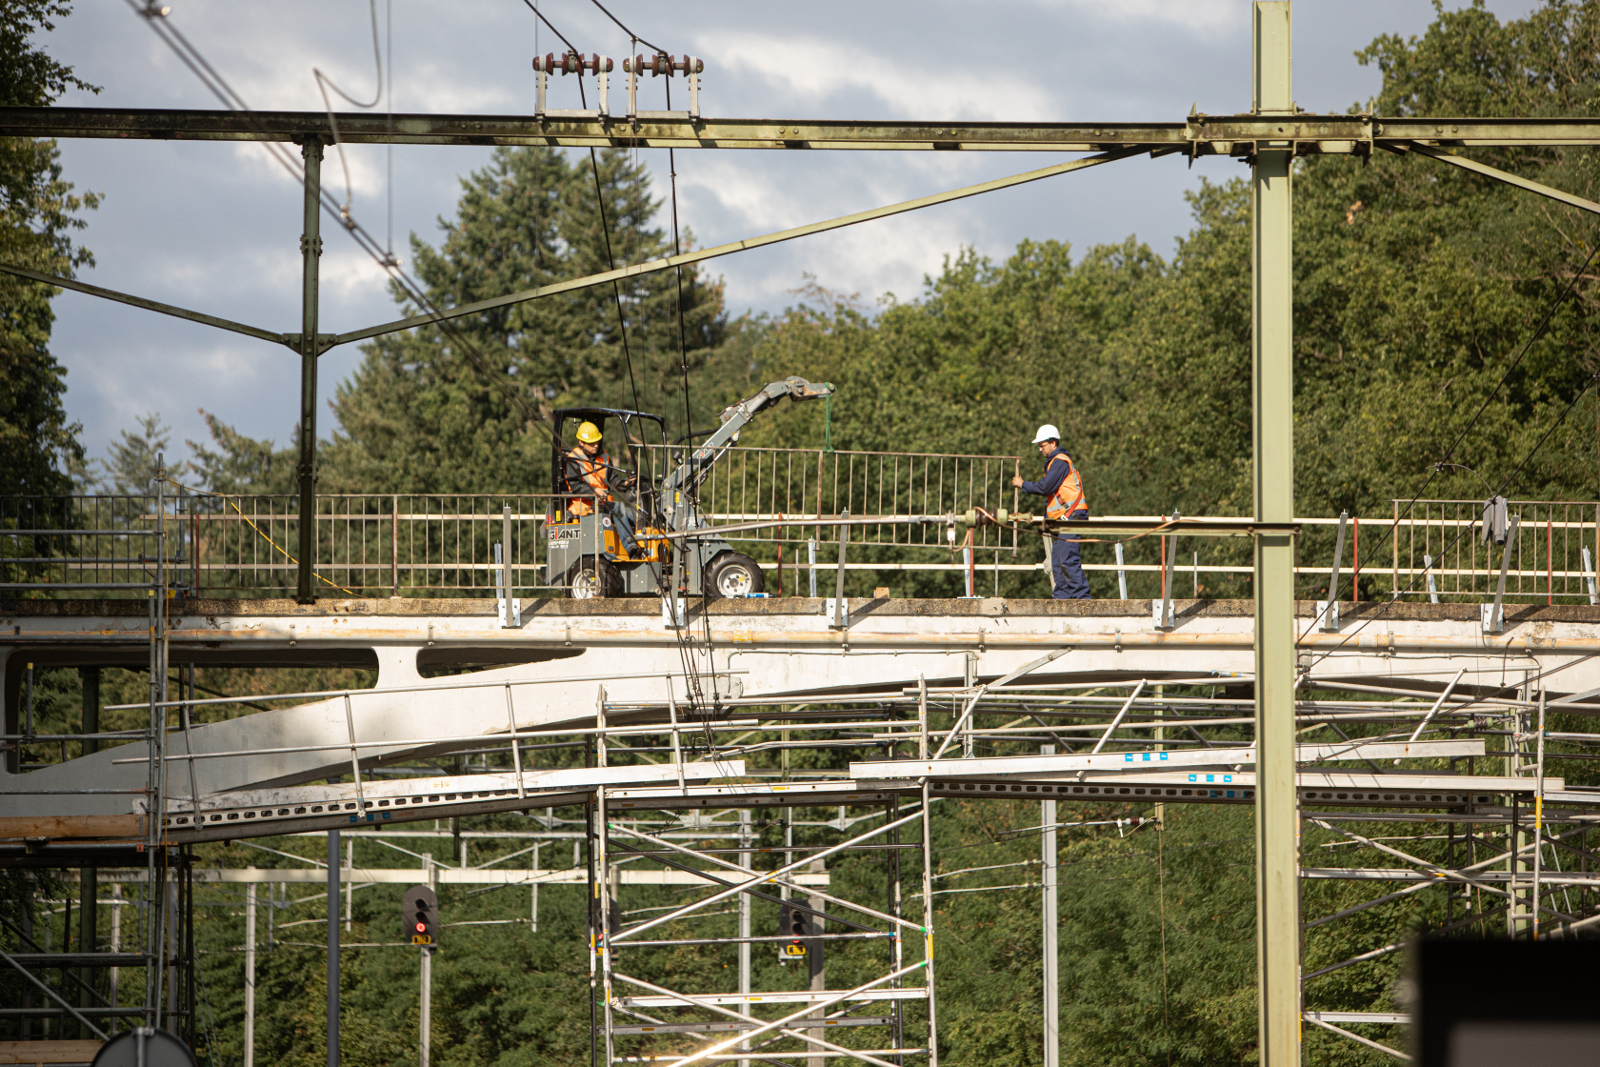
[549,407,666,523]
[545,408,671,598]
[544,405,767,601]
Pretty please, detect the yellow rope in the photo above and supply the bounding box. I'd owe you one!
[166,479,362,597]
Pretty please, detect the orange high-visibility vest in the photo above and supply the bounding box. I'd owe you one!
[1045,451,1087,520]
[568,446,612,517]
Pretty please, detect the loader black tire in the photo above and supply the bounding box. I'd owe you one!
[703,552,765,600]
[566,556,623,599]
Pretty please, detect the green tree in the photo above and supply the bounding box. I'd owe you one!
[0,0,98,496]
[318,147,727,497]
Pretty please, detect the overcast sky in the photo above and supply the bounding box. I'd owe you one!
[37,0,1537,469]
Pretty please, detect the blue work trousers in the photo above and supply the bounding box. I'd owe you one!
[603,500,639,555]
[1050,508,1091,599]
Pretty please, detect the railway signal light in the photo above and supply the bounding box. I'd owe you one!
[403,885,439,946]
[778,901,824,980]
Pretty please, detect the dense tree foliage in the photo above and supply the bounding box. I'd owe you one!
[0,0,96,496]
[23,3,1600,1066]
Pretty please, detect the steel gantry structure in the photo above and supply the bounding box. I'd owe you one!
[10,2,1600,1063]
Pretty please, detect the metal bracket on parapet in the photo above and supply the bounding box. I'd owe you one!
[827,508,851,629]
[1317,511,1348,633]
[492,537,518,630]
[1151,511,1179,629]
[1481,513,1521,634]
[662,597,686,629]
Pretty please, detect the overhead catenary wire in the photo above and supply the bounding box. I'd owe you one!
[1304,368,1600,674]
[1299,229,1600,659]
[127,0,561,452]
[312,0,384,217]
[512,0,642,415]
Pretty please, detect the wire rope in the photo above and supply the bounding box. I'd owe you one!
[311,0,383,218]
[127,1,560,451]
[1300,231,1600,670]
[510,0,717,724]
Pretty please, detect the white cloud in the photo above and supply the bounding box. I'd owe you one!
[697,30,1054,121]
[1046,0,1241,33]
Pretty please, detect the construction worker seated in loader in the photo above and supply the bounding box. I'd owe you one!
[1012,423,1091,600]
[566,420,640,556]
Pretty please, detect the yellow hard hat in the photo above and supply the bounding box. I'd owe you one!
[575,421,602,444]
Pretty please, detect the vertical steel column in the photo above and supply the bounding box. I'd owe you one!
[327,829,340,1067]
[419,946,432,1067]
[296,139,325,604]
[738,807,751,1067]
[1041,745,1058,1067]
[245,883,256,1067]
[920,781,938,1067]
[422,854,434,1067]
[1250,5,1300,1064]
[595,689,616,1067]
[78,667,100,1034]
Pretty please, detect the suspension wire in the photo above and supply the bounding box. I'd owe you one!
[1435,237,1600,474]
[385,0,393,259]
[515,0,642,415]
[511,0,714,722]
[573,84,644,415]
[128,1,560,448]
[1305,369,1600,674]
[664,74,723,721]
[1300,232,1600,666]
[586,0,667,54]
[312,0,383,217]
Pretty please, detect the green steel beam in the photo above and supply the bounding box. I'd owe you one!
[1251,5,1301,1065]
[8,106,1600,149]
[0,262,287,346]
[1406,141,1600,215]
[334,146,1150,347]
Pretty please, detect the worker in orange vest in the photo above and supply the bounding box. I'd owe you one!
[566,421,639,554]
[1012,423,1090,599]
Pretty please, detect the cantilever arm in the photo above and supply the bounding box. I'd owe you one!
[0,261,288,346]
[333,146,1150,347]
[1403,141,1600,216]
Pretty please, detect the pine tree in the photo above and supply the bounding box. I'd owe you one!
[317,146,727,496]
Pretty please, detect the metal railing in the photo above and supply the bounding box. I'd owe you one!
[1388,499,1600,603]
[0,493,559,599]
[4,475,1598,603]
[644,443,1023,551]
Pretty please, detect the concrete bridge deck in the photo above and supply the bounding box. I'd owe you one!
[4,596,1596,841]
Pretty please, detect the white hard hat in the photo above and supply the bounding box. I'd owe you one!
[1032,423,1061,445]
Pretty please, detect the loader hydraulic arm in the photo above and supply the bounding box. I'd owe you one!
[660,376,833,499]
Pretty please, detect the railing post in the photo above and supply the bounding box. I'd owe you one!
[391,495,399,597]
[808,537,818,598]
[1317,511,1347,632]
[832,510,849,628]
[1483,514,1522,633]
[295,138,324,604]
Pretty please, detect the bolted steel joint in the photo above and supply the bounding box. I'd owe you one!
[534,52,613,75]
[624,54,702,77]
[300,234,324,256]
